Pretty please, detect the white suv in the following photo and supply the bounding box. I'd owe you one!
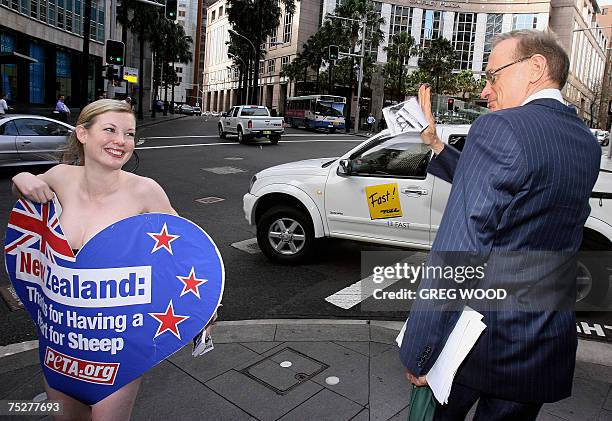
[243,126,612,303]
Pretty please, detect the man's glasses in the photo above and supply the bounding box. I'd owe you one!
[484,56,532,85]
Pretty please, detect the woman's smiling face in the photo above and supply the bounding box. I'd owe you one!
[77,111,136,168]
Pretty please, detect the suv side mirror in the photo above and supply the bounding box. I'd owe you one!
[337,159,351,176]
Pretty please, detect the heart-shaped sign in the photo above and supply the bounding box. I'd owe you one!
[4,198,224,405]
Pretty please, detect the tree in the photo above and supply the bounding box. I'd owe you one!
[329,0,384,130]
[226,0,296,104]
[403,69,433,97]
[384,31,417,102]
[418,37,455,94]
[453,69,481,102]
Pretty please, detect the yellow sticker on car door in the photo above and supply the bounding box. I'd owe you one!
[365,183,403,219]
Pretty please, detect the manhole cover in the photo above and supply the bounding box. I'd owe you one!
[0,285,24,311]
[240,347,329,395]
[195,197,225,204]
[230,238,261,254]
[202,166,246,174]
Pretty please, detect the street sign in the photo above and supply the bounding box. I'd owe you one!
[123,66,139,84]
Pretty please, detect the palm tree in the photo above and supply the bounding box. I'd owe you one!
[384,31,417,102]
[419,37,455,94]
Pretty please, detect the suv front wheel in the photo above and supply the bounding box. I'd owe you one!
[257,206,314,264]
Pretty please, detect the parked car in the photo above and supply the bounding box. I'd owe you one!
[591,129,610,147]
[218,105,284,144]
[244,125,612,305]
[193,106,202,116]
[0,115,73,167]
[203,111,212,117]
[211,111,220,117]
[178,105,194,115]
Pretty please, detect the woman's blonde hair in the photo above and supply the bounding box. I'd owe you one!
[62,99,134,165]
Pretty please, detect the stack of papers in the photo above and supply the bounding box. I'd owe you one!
[382,98,430,136]
[396,307,487,404]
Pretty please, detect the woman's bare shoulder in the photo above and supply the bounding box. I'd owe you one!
[124,172,176,214]
[41,164,80,189]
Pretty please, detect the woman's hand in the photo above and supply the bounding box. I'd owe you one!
[12,172,54,203]
[418,84,445,155]
[205,310,219,336]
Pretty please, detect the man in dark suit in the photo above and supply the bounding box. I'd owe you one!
[399,30,601,420]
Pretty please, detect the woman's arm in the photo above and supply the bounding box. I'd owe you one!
[11,165,65,203]
[138,177,177,215]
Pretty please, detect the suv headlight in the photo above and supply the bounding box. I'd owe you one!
[249,175,257,193]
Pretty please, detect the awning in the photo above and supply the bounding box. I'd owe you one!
[0,52,38,64]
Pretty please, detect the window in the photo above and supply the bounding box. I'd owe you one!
[176,67,183,73]
[240,107,269,116]
[603,8,608,15]
[232,107,240,117]
[259,60,264,74]
[512,14,537,30]
[365,1,382,61]
[211,10,215,21]
[179,10,185,17]
[14,118,55,136]
[448,134,466,152]
[421,10,443,49]
[350,136,431,178]
[267,59,276,74]
[483,14,503,69]
[283,13,293,43]
[0,121,18,136]
[46,122,72,136]
[389,5,412,45]
[219,6,223,16]
[453,13,476,70]
[178,77,182,83]
[281,56,290,70]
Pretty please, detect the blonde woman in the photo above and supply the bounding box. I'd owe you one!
[11,99,176,420]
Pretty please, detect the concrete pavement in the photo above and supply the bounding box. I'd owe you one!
[1,319,612,421]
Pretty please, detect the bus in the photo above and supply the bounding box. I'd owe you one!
[285,95,346,132]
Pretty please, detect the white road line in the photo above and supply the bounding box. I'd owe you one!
[325,273,403,310]
[141,133,359,140]
[325,254,428,309]
[137,138,362,151]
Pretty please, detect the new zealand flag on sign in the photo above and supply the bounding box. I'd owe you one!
[4,198,224,404]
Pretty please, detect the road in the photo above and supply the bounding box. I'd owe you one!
[0,116,610,346]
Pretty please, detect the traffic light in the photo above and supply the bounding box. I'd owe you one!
[105,40,124,66]
[104,65,123,81]
[329,45,339,61]
[447,98,455,111]
[165,0,178,20]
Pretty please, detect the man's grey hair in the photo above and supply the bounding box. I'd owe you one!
[493,29,570,89]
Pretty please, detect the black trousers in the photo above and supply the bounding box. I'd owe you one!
[433,382,543,421]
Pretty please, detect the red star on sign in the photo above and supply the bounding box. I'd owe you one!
[177,267,208,299]
[147,222,180,254]
[148,301,189,339]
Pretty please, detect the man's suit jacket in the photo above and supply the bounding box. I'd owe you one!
[399,98,601,403]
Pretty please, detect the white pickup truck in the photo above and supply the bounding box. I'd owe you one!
[243,126,612,304]
[218,105,284,144]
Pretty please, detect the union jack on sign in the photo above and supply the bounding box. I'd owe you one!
[5,199,75,264]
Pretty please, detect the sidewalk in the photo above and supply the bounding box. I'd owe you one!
[9,105,188,129]
[1,319,612,420]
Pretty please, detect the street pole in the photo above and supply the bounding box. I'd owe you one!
[81,0,93,107]
[354,15,366,134]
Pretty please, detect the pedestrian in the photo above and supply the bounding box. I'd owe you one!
[366,113,376,135]
[399,30,601,420]
[0,93,8,115]
[9,99,201,419]
[122,96,133,110]
[55,95,70,123]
